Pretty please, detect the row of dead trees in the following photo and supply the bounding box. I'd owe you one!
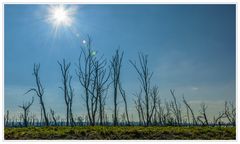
[4,98,235,127]
[4,37,236,127]
[130,53,235,126]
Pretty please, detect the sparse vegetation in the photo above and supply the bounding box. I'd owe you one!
[4,126,236,140]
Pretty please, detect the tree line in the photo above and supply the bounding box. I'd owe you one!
[4,37,236,127]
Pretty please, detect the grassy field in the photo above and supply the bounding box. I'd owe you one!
[4,126,236,140]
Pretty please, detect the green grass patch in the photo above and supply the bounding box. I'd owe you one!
[4,126,236,140]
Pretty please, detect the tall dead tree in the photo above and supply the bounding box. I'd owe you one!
[26,64,49,126]
[134,90,145,125]
[135,101,142,125]
[76,36,99,126]
[164,101,174,125]
[110,49,124,126]
[68,77,75,126]
[198,103,209,126]
[169,89,182,125]
[92,58,110,125]
[58,59,73,126]
[224,101,236,126]
[130,53,156,126]
[149,86,158,124]
[182,96,197,125]
[85,58,107,126]
[119,82,130,125]
[18,97,34,127]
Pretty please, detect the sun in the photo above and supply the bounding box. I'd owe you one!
[53,6,68,24]
[47,5,76,27]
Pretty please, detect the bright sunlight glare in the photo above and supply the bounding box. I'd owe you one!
[53,7,68,23]
[47,5,76,28]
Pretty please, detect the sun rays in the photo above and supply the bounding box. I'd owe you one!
[45,5,78,39]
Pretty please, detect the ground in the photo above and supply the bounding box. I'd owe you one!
[4,126,236,140]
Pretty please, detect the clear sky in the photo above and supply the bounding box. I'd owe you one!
[4,4,236,120]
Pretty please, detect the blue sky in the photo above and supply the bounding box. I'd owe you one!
[4,4,235,120]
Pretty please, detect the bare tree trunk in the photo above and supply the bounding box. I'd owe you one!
[119,83,130,125]
[26,64,49,126]
[135,100,142,125]
[113,82,118,126]
[149,86,158,125]
[68,78,75,126]
[199,103,209,126]
[182,96,197,125]
[58,59,72,126]
[92,58,110,126]
[213,112,225,126]
[77,36,110,126]
[170,89,182,126]
[40,108,43,126]
[76,37,94,126]
[18,97,34,127]
[164,101,173,125]
[186,106,190,125]
[50,109,57,126]
[224,101,236,126]
[110,49,124,126]
[134,91,146,125]
[40,98,49,126]
[130,53,154,126]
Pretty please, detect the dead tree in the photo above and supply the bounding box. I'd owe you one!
[26,64,49,126]
[186,105,190,125]
[119,82,130,125]
[76,36,99,126]
[68,77,75,126]
[110,49,124,126]
[169,89,182,125]
[135,100,142,125]
[149,86,158,125]
[134,90,145,125]
[224,101,236,126]
[182,96,197,125]
[164,101,174,125]
[130,53,156,126]
[58,59,73,126]
[156,99,165,125]
[76,37,92,125]
[134,91,142,125]
[50,109,57,126]
[213,112,225,126]
[99,93,108,125]
[85,58,107,126]
[198,103,209,126]
[92,58,110,126]
[18,97,34,127]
